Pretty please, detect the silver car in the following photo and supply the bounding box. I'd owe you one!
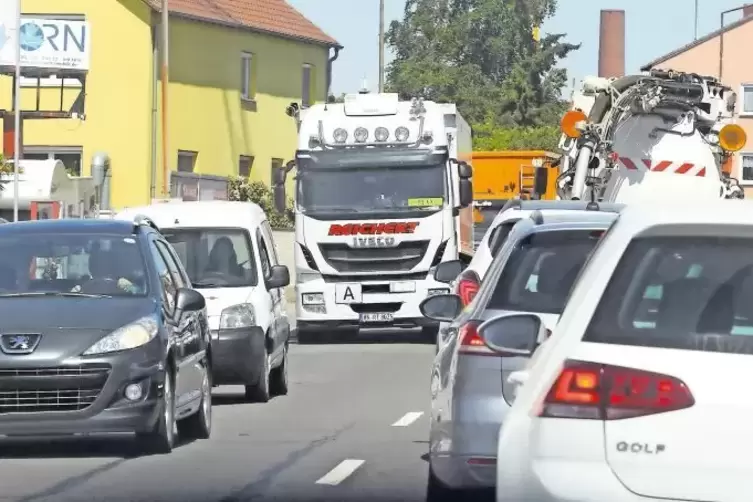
[419,208,620,498]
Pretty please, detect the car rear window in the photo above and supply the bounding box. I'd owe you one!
[487,229,603,314]
[584,236,753,354]
[488,220,519,257]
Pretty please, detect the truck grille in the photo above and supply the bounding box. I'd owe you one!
[319,241,430,273]
[0,364,111,414]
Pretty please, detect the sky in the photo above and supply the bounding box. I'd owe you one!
[288,0,750,95]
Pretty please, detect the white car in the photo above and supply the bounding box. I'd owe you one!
[116,201,291,403]
[478,200,753,502]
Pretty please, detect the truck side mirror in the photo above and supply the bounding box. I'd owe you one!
[459,179,472,207]
[534,167,548,197]
[458,162,472,179]
[274,184,286,213]
[272,167,286,186]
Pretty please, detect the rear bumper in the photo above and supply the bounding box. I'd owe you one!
[210,326,265,385]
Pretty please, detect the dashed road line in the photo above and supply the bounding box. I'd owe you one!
[315,459,365,485]
[391,411,424,427]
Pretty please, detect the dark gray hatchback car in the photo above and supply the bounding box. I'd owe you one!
[0,218,211,454]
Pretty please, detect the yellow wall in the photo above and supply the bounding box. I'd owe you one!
[166,16,329,186]
[0,0,330,209]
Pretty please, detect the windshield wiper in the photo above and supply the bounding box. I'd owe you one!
[0,291,112,299]
[191,281,225,288]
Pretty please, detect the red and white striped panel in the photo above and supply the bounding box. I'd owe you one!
[618,157,706,177]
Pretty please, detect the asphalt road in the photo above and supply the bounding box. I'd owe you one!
[0,330,463,502]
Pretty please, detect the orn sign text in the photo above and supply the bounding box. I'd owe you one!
[0,16,90,71]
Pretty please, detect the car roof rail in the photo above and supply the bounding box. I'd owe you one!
[132,214,160,233]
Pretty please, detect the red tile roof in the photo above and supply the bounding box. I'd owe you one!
[145,0,339,47]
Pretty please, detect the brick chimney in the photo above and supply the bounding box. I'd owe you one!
[598,10,625,78]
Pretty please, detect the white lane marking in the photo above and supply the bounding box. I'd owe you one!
[391,411,424,427]
[315,459,365,485]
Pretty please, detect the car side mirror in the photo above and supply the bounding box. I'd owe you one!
[419,293,463,322]
[459,179,472,208]
[477,313,543,357]
[173,287,206,322]
[267,264,290,289]
[433,260,463,283]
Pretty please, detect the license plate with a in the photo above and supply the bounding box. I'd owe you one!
[360,312,394,323]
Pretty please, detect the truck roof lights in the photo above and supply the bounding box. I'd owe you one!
[395,127,410,142]
[333,128,348,143]
[354,127,368,143]
[375,127,389,142]
[719,123,746,152]
[561,110,588,138]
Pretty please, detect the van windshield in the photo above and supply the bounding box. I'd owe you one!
[160,228,257,288]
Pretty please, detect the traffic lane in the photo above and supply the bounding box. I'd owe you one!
[0,343,437,502]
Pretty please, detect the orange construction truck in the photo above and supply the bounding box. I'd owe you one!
[471,150,560,244]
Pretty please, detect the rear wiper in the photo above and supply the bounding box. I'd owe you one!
[0,291,112,298]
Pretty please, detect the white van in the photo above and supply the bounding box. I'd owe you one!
[116,201,291,403]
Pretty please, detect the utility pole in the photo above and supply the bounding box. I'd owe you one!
[161,0,170,196]
[694,0,699,40]
[12,0,21,221]
[378,0,384,93]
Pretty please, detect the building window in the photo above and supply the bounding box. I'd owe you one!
[742,85,753,116]
[271,158,283,184]
[177,150,197,173]
[239,155,254,177]
[241,52,255,101]
[23,146,83,176]
[741,153,753,184]
[302,64,313,107]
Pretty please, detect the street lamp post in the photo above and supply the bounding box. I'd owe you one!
[12,0,21,222]
[161,0,170,196]
[378,0,384,93]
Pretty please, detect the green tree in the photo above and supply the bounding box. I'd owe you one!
[385,0,578,149]
[227,177,294,230]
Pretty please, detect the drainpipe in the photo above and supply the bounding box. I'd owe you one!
[326,46,341,97]
[150,22,158,200]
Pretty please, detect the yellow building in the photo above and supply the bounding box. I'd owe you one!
[0,0,340,209]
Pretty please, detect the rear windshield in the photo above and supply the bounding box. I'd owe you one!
[584,236,753,354]
[488,220,519,257]
[488,229,602,314]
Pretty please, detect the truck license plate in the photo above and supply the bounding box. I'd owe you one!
[360,312,394,323]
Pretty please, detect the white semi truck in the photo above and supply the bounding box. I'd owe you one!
[272,92,474,342]
[556,68,746,202]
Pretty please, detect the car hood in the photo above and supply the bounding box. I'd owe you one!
[0,297,157,331]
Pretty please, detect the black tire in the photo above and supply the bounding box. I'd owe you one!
[269,343,289,396]
[245,351,271,403]
[137,369,176,454]
[177,363,212,440]
[296,327,318,344]
[426,466,454,501]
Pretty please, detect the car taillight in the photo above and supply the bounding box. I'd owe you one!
[458,321,496,356]
[539,360,694,420]
[456,270,480,306]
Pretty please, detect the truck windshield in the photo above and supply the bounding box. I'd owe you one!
[297,163,446,214]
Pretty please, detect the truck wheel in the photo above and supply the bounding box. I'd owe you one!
[422,325,440,345]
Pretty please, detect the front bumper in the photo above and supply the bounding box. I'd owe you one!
[0,341,165,436]
[296,273,449,331]
[209,326,265,386]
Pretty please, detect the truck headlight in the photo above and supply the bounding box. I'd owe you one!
[220,303,255,329]
[83,316,159,355]
[302,293,324,305]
